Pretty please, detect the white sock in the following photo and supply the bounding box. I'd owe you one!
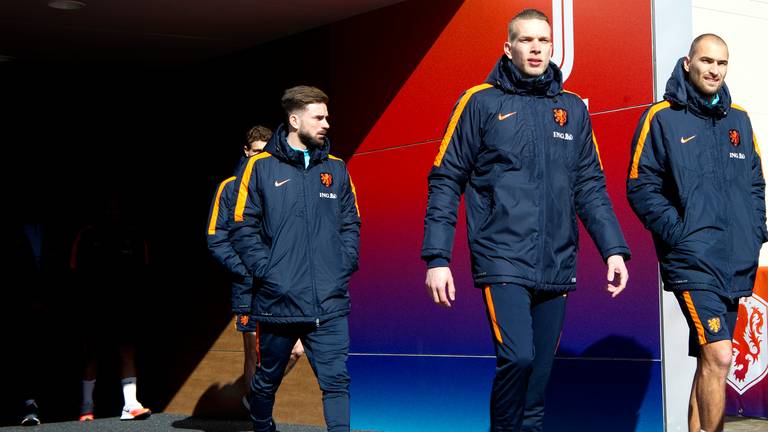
[121,377,140,409]
[82,379,96,406]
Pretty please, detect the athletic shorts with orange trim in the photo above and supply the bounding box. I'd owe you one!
[673,290,738,357]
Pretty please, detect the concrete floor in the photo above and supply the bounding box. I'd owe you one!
[726,415,768,431]
[0,414,331,431]
[1,413,765,431]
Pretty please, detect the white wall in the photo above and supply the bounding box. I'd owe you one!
[692,0,768,264]
[653,2,695,430]
[653,3,768,430]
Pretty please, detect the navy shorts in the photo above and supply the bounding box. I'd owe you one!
[674,290,738,357]
[235,314,258,332]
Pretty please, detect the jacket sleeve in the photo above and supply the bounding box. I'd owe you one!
[626,106,685,246]
[230,159,271,279]
[750,130,768,243]
[206,178,249,278]
[339,167,361,273]
[421,89,485,267]
[574,110,631,261]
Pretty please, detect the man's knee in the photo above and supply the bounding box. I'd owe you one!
[497,347,534,374]
[701,341,733,372]
[251,368,285,395]
[317,368,350,393]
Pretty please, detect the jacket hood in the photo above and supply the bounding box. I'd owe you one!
[485,55,563,97]
[264,123,331,168]
[663,57,731,119]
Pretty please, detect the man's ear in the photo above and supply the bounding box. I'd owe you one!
[288,113,300,129]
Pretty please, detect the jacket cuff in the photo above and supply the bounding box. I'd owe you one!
[426,257,450,268]
[232,305,251,314]
[601,246,631,263]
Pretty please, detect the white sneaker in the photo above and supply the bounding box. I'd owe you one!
[21,401,40,426]
[120,404,151,420]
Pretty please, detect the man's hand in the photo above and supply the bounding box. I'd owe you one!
[425,266,456,307]
[606,255,628,297]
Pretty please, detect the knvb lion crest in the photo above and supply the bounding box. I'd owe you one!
[320,172,333,188]
[729,129,741,147]
[553,108,568,127]
[708,317,721,333]
[728,294,768,395]
[239,315,249,326]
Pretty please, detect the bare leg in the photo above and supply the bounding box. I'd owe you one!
[119,344,136,379]
[688,362,700,432]
[694,340,732,432]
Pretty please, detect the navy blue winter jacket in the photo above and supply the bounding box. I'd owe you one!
[422,56,630,292]
[230,124,361,323]
[627,57,767,299]
[206,157,253,314]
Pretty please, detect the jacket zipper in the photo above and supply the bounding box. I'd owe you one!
[302,165,321,323]
[713,118,734,288]
[536,99,547,287]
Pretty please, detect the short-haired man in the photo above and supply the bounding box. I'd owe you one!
[422,9,630,431]
[627,34,767,432]
[206,125,304,412]
[231,86,360,432]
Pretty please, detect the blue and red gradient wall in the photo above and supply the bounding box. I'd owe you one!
[338,0,661,430]
[1,0,662,427]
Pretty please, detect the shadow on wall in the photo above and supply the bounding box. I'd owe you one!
[545,335,655,432]
[191,379,250,420]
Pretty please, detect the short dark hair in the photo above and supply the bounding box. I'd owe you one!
[246,125,272,145]
[281,86,329,117]
[688,33,728,58]
[508,9,550,41]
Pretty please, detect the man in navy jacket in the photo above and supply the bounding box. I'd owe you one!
[231,86,360,432]
[206,125,304,412]
[627,34,767,432]
[422,8,630,432]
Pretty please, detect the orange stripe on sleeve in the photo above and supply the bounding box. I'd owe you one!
[234,153,271,222]
[208,177,236,235]
[483,285,503,344]
[755,133,762,158]
[629,101,671,179]
[682,291,707,345]
[349,176,360,218]
[592,131,603,170]
[434,83,493,167]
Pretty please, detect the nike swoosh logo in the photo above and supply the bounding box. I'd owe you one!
[274,179,291,187]
[498,112,517,121]
[680,135,696,144]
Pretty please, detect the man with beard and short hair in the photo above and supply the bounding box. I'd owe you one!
[206,125,304,413]
[627,34,767,432]
[231,86,360,432]
[422,8,630,431]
